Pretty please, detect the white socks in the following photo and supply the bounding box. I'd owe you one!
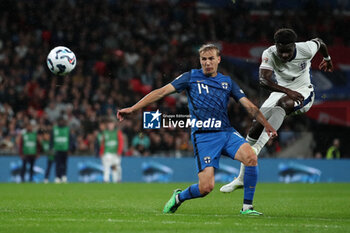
[246,136,257,146]
[254,106,286,155]
[237,106,286,181]
[237,136,257,181]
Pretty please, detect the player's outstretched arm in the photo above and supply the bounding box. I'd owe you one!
[259,68,304,106]
[313,38,333,72]
[117,84,176,121]
[239,97,278,138]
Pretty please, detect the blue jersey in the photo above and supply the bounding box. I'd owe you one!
[171,69,246,133]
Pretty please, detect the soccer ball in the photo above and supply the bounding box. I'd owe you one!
[47,46,76,76]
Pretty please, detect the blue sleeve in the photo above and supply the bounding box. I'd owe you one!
[230,80,246,102]
[170,72,190,93]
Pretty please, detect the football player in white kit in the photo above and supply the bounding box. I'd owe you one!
[221,28,333,193]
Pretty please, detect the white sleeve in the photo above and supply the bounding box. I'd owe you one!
[259,50,273,71]
[304,40,319,59]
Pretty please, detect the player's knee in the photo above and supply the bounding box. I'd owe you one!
[199,182,214,196]
[276,99,293,114]
[243,152,257,166]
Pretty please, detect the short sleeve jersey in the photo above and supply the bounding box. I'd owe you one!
[171,69,245,133]
[259,40,320,89]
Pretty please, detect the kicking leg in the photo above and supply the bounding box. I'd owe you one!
[221,100,289,193]
[253,95,294,155]
[163,167,214,214]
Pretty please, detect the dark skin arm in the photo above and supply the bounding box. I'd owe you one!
[313,38,333,72]
[259,69,305,106]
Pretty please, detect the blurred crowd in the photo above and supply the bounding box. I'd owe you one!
[0,0,348,157]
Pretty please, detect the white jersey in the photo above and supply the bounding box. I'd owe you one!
[259,40,320,90]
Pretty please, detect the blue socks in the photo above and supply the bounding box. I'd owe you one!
[178,184,203,202]
[243,166,258,205]
[178,167,257,205]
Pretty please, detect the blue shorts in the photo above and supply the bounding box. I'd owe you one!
[191,130,246,173]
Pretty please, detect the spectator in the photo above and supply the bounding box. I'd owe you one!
[45,101,60,123]
[326,138,341,159]
[18,122,40,182]
[132,133,150,156]
[51,117,75,183]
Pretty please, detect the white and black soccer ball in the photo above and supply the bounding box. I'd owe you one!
[47,46,77,76]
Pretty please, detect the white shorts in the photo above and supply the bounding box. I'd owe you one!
[260,85,315,116]
[102,153,121,168]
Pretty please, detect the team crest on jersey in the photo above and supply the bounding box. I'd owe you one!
[221,82,228,89]
[204,156,211,164]
[299,61,306,71]
[263,57,269,63]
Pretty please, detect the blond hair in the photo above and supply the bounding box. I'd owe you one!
[198,44,220,56]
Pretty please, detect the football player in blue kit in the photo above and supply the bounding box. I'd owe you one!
[117,44,277,215]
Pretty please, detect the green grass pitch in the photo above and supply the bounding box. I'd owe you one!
[0,183,349,233]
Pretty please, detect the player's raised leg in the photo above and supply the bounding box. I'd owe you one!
[163,167,214,213]
[253,90,311,155]
[221,101,286,193]
[254,105,287,154]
